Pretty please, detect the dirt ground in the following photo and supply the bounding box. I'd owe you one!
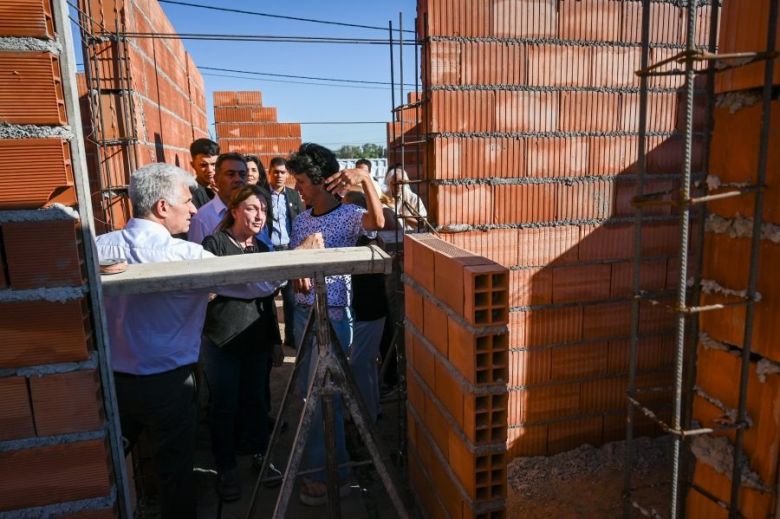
[507,436,673,519]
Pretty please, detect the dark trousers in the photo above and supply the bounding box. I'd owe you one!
[114,366,197,519]
[203,341,270,471]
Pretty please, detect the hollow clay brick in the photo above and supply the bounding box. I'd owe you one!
[517,305,584,347]
[550,342,609,381]
[0,139,74,209]
[510,383,580,424]
[578,224,635,261]
[551,264,612,304]
[492,0,556,38]
[715,0,780,93]
[0,377,34,441]
[687,461,774,519]
[0,52,66,125]
[509,268,552,307]
[517,226,579,267]
[404,286,424,330]
[0,299,90,368]
[559,0,621,41]
[707,100,780,225]
[0,0,54,38]
[29,370,104,437]
[508,349,551,387]
[507,424,548,457]
[423,298,449,357]
[583,301,632,340]
[3,220,84,289]
[694,344,780,487]
[0,440,111,511]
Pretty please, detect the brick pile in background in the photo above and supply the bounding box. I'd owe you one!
[404,233,509,519]
[686,0,780,514]
[388,91,424,179]
[415,0,712,458]
[78,0,209,231]
[0,0,115,516]
[213,90,302,169]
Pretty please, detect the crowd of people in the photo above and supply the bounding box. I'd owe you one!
[95,139,427,516]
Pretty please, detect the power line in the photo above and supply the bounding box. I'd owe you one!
[201,72,390,90]
[99,31,416,45]
[158,0,415,33]
[200,66,415,87]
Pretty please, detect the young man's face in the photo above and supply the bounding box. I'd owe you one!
[191,153,217,187]
[269,163,288,192]
[215,159,247,202]
[293,173,319,205]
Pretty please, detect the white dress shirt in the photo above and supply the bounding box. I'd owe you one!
[96,218,280,375]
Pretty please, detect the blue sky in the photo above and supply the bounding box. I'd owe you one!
[158,1,418,149]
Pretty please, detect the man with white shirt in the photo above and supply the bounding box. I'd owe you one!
[188,152,248,246]
[96,162,281,518]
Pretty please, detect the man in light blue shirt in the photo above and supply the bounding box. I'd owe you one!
[268,156,304,347]
[96,163,280,518]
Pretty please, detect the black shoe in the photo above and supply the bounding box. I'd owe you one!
[216,468,241,502]
[252,453,283,487]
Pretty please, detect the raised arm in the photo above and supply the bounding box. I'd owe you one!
[324,168,385,231]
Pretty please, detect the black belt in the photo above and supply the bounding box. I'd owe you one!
[114,363,194,379]
[274,244,291,251]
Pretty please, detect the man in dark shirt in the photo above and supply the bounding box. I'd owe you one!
[189,138,219,208]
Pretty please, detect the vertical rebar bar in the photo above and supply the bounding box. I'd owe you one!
[623,1,652,517]
[728,0,779,516]
[670,2,699,518]
[681,0,721,495]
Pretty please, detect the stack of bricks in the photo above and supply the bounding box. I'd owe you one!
[686,0,780,516]
[404,233,509,518]
[213,90,302,168]
[0,0,120,516]
[79,0,209,231]
[388,92,424,180]
[417,0,712,458]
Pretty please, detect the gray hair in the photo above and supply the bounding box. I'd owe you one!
[129,163,196,217]
[384,167,410,195]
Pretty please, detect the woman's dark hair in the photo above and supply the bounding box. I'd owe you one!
[285,143,339,185]
[219,184,272,231]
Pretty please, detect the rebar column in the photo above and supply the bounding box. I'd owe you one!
[623,0,652,516]
[669,2,700,518]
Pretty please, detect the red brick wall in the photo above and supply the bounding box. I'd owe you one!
[405,234,509,519]
[213,90,302,169]
[0,0,120,515]
[416,0,711,462]
[79,0,208,231]
[687,0,780,515]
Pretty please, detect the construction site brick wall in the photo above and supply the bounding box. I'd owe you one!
[686,0,780,515]
[0,0,120,515]
[78,0,208,231]
[415,0,712,464]
[388,92,425,183]
[213,90,302,169]
[404,234,509,519]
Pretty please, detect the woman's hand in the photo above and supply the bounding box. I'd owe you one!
[294,278,312,294]
[324,168,369,197]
